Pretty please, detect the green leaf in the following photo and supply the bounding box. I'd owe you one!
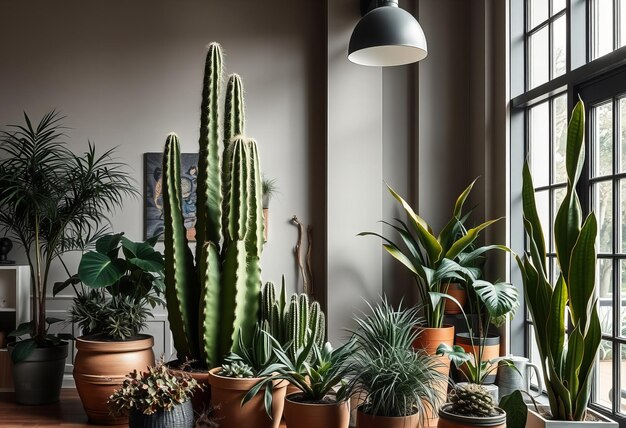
[8,321,34,338]
[78,251,126,288]
[10,339,37,363]
[547,275,567,375]
[53,274,80,296]
[45,317,64,325]
[436,343,472,368]
[472,280,519,319]
[445,218,501,261]
[567,214,597,325]
[121,237,164,273]
[95,233,124,255]
[383,244,419,276]
[522,162,547,272]
[499,390,528,428]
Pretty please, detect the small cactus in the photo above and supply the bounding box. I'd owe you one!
[219,361,254,378]
[448,384,497,417]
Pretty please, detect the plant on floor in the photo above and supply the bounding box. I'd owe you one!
[108,360,199,416]
[437,279,518,384]
[344,299,447,420]
[359,181,506,329]
[163,42,264,368]
[516,99,601,421]
[0,112,136,361]
[54,233,165,340]
[260,278,325,361]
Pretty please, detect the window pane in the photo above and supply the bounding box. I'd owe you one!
[594,0,614,59]
[595,181,614,253]
[529,0,549,29]
[598,258,614,335]
[530,102,550,186]
[620,98,626,172]
[529,26,550,89]
[620,260,626,336]
[552,0,566,14]
[552,15,567,78]
[621,344,626,413]
[596,339,614,408]
[621,180,626,252]
[553,95,568,183]
[594,102,614,177]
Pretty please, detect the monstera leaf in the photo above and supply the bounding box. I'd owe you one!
[472,280,519,319]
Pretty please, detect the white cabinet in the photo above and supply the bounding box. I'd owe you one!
[0,265,30,391]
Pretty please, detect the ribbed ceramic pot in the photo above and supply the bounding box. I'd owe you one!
[356,407,421,428]
[437,404,506,428]
[8,341,68,405]
[74,334,155,425]
[166,361,210,413]
[284,393,350,428]
[208,367,286,428]
[129,401,194,428]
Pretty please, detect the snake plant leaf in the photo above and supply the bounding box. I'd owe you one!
[454,178,478,219]
[564,326,584,397]
[445,218,502,261]
[522,162,547,272]
[471,280,519,319]
[78,251,126,288]
[428,291,466,316]
[554,188,583,285]
[547,275,567,375]
[567,214,597,325]
[565,100,586,187]
[383,244,419,276]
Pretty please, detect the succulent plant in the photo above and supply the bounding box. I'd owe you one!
[260,278,325,361]
[108,361,199,416]
[448,383,497,417]
[219,361,254,378]
[163,42,264,368]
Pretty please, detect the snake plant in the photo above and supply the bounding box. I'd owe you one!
[516,99,601,421]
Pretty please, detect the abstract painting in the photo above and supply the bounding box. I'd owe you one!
[144,152,198,241]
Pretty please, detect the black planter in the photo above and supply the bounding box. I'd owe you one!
[129,401,194,428]
[8,341,68,405]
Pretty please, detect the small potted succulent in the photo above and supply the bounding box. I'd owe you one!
[243,334,356,428]
[345,299,447,428]
[54,232,165,425]
[438,384,506,428]
[208,324,287,428]
[108,360,198,428]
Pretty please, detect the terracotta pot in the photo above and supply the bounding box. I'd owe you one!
[356,408,421,428]
[455,333,500,384]
[208,367,286,428]
[444,284,467,314]
[413,325,455,427]
[437,404,506,428]
[73,335,155,425]
[167,361,211,413]
[284,393,350,428]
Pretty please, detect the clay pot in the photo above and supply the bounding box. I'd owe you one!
[444,284,467,314]
[437,404,506,428]
[8,341,68,405]
[167,361,211,413]
[413,325,455,427]
[284,393,350,428]
[73,335,155,425]
[455,333,500,384]
[208,367,286,428]
[356,408,421,428]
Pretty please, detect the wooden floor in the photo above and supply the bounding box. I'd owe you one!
[0,389,123,427]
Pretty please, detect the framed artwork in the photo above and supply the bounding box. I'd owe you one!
[144,152,198,241]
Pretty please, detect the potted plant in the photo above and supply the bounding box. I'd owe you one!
[108,360,198,428]
[53,233,165,424]
[438,383,506,428]
[162,43,265,410]
[208,324,287,428]
[243,334,356,428]
[0,112,135,405]
[438,279,518,391]
[345,299,447,428]
[516,99,617,426]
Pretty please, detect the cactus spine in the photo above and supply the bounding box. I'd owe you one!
[448,384,497,417]
[163,42,264,368]
[260,278,326,360]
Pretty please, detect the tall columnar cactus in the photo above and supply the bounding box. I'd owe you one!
[162,42,264,368]
[260,278,325,360]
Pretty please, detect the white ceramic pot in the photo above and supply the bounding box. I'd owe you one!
[526,407,618,428]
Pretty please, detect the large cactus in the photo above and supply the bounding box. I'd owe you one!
[261,278,325,361]
[163,42,264,368]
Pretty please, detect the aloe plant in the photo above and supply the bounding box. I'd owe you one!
[516,99,601,421]
[163,43,264,368]
[360,182,506,328]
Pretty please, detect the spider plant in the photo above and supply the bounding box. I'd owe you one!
[0,112,136,361]
[344,299,447,420]
[359,182,506,328]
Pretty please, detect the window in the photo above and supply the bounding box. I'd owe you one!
[511,0,626,422]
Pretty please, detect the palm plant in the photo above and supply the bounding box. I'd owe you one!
[516,99,601,421]
[0,112,136,361]
[344,299,447,420]
[360,182,506,328]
